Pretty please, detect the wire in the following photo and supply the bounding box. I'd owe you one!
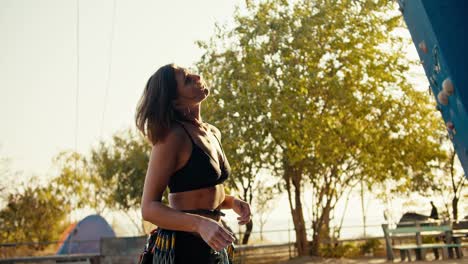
[74,0,80,152]
[74,0,80,153]
[72,0,80,226]
[100,0,117,139]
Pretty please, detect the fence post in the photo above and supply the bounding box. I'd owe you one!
[238,227,243,264]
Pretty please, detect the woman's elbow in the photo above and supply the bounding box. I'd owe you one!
[141,202,151,221]
[141,200,163,222]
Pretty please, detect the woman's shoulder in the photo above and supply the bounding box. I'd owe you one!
[152,122,187,148]
[205,122,222,140]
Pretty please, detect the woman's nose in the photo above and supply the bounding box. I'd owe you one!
[190,74,201,82]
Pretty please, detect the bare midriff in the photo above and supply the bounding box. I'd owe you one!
[169,183,225,222]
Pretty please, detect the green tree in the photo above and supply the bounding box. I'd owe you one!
[253,178,277,242]
[50,131,149,232]
[446,152,466,221]
[194,43,278,243]
[433,143,466,221]
[0,156,11,204]
[0,156,22,207]
[198,0,446,256]
[51,151,110,214]
[378,124,466,222]
[0,178,69,257]
[89,129,151,233]
[198,17,280,243]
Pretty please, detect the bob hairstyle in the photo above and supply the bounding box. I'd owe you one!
[135,63,184,144]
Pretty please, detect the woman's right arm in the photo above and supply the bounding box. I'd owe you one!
[141,128,200,232]
[140,127,234,251]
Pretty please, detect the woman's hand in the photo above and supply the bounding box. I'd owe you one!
[232,198,252,225]
[197,217,235,252]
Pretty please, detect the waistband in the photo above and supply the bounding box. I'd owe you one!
[181,208,226,218]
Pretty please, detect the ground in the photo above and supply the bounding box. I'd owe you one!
[280,256,468,264]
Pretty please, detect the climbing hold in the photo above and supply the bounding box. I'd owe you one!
[433,46,441,74]
[437,91,449,105]
[442,78,454,95]
[418,41,428,53]
[446,121,457,135]
[446,121,454,130]
[429,76,438,88]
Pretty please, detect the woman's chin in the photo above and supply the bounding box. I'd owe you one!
[197,89,209,102]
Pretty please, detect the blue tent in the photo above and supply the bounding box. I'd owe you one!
[57,214,116,254]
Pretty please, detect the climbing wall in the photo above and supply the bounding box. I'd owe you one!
[398,0,468,177]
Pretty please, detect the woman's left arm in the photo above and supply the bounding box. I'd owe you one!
[220,195,236,209]
[221,195,252,225]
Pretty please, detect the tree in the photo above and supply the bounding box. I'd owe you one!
[197,0,446,256]
[51,151,110,215]
[431,142,466,221]
[89,129,152,234]
[445,148,466,221]
[380,123,466,222]
[198,35,278,244]
[0,178,69,257]
[49,130,151,234]
[253,177,277,242]
[0,156,11,204]
[0,156,23,207]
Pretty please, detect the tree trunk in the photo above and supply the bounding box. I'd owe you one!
[260,223,264,241]
[310,196,333,256]
[242,220,253,244]
[360,180,367,237]
[322,205,331,241]
[452,196,459,221]
[285,165,308,256]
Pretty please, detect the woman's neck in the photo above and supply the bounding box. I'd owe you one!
[177,104,204,125]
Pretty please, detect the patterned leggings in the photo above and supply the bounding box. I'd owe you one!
[142,228,234,264]
[173,230,233,264]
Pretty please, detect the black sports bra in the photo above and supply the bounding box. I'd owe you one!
[168,122,231,193]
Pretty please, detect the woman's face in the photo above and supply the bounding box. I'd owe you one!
[173,66,209,104]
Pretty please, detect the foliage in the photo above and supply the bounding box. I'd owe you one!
[197,0,446,255]
[359,238,381,255]
[432,144,466,221]
[0,157,10,205]
[0,156,22,206]
[0,177,69,255]
[320,238,382,258]
[320,241,361,258]
[421,235,438,244]
[49,129,153,234]
[51,151,110,213]
[253,176,279,241]
[89,129,152,211]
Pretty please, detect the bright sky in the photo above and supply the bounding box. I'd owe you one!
[0,1,427,183]
[0,0,244,182]
[3,0,461,239]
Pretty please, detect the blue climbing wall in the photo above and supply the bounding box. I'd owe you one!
[398,0,468,177]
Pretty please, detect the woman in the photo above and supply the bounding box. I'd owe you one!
[135,63,252,263]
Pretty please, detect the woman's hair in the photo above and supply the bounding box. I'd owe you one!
[135,63,182,144]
